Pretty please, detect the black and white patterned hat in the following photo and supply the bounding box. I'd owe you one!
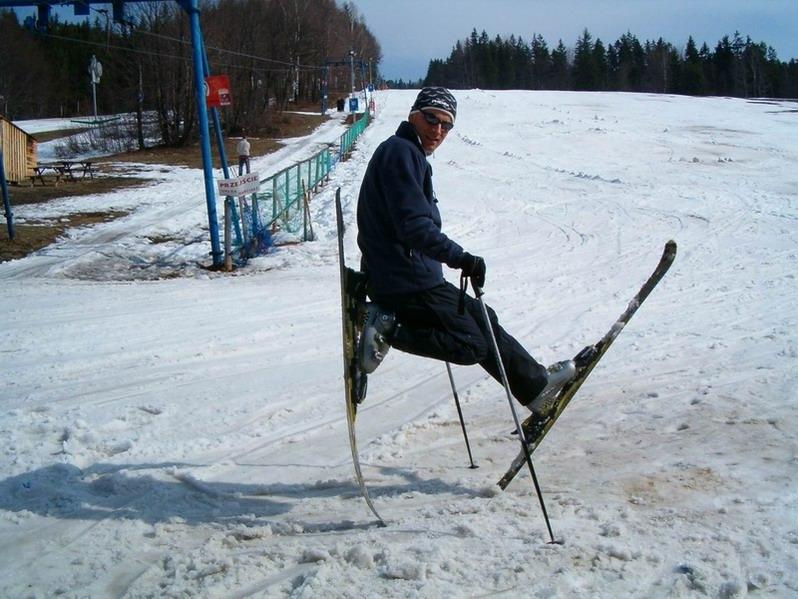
[410,87,457,122]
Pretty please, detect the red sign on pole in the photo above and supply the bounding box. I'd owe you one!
[205,75,232,108]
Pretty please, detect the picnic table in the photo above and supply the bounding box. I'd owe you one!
[29,161,97,186]
[60,160,97,180]
[30,163,63,186]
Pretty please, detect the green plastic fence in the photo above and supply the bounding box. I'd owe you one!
[235,113,370,251]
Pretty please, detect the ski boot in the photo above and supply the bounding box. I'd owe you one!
[358,303,396,374]
[527,360,576,420]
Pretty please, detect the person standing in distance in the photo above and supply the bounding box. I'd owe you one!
[237,134,251,176]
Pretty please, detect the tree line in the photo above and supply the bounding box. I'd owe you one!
[0,0,380,145]
[418,28,798,98]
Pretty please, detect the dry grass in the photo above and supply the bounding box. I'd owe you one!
[1,110,327,263]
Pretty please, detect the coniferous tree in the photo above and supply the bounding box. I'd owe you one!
[680,36,706,95]
[550,40,570,90]
[730,31,748,95]
[742,38,769,97]
[478,30,498,88]
[699,42,714,91]
[645,38,675,93]
[613,32,645,91]
[530,34,551,90]
[467,29,479,87]
[514,36,533,88]
[420,26,796,98]
[0,11,51,118]
[592,38,608,90]
[448,40,468,88]
[606,43,620,89]
[713,35,735,95]
[572,28,596,90]
[784,59,798,97]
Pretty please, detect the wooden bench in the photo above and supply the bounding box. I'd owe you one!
[76,161,97,179]
[29,164,63,186]
[29,161,97,185]
[61,160,97,180]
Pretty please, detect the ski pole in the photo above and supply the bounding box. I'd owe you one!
[445,362,478,469]
[474,284,557,544]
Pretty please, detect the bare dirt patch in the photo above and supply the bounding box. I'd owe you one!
[0,212,128,262]
[6,175,151,205]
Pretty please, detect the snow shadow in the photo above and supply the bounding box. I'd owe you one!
[370,464,487,500]
[1,462,487,527]
[0,462,303,524]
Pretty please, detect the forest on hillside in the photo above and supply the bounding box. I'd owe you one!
[0,0,380,144]
[417,29,798,99]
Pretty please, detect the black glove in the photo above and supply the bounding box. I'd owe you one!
[460,252,486,289]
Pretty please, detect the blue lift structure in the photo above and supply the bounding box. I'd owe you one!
[320,57,368,115]
[0,0,227,267]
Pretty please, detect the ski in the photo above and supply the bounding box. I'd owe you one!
[335,188,385,525]
[498,240,677,490]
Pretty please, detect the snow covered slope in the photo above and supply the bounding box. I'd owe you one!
[1,90,796,597]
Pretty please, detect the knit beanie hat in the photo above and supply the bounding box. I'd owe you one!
[410,87,457,122]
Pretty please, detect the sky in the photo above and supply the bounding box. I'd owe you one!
[7,0,797,83]
[349,0,798,82]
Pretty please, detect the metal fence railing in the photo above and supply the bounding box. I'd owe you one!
[228,111,370,262]
[261,148,332,235]
[335,111,369,165]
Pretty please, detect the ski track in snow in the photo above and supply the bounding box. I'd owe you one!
[1,90,797,597]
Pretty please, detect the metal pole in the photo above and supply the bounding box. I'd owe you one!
[445,362,477,469]
[180,0,223,267]
[0,150,14,240]
[89,54,101,121]
[320,65,328,115]
[92,81,98,120]
[360,60,368,112]
[224,198,232,271]
[251,193,261,236]
[136,62,145,150]
[200,43,230,180]
[238,197,249,246]
[474,285,557,544]
[349,50,355,95]
[199,40,243,252]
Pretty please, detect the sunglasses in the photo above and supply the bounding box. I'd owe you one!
[420,110,454,131]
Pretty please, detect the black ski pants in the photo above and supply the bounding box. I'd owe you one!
[373,281,548,406]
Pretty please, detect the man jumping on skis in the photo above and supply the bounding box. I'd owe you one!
[356,87,574,415]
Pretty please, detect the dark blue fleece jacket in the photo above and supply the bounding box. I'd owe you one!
[357,121,466,296]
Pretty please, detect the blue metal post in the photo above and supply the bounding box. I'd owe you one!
[200,40,243,249]
[250,192,260,233]
[200,43,230,179]
[360,62,368,118]
[179,0,222,267]
[0,151,14,240]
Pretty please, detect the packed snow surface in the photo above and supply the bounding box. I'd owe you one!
[1,91,797,597]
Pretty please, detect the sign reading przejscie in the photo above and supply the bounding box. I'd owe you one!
[217,172,260,197]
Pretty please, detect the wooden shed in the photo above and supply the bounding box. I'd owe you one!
[1,114,37,184]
